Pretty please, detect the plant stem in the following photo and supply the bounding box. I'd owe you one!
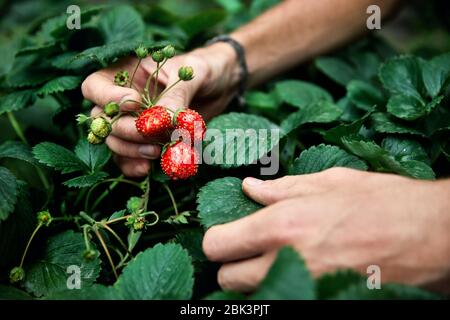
[19,223,42,267]
[82,225,92,250]
[162,183,178,216]
[153,62,160,102]
[145,59,167,104]
[101,223,132,257]
[7,112,50,191]
[129,58,142,88]
[93,228,118,279]
[154,79,182,104]
[79,211,96,225]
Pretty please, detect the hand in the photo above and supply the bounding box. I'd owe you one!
[81,43,239,177]
[202,168,450,292]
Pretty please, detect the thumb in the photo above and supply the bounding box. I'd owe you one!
[242,176,306,205]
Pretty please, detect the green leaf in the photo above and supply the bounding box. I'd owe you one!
[332,282,440,300]
[370,112,425,137]
[23,230,101,297]
[4,54,56,89]
[421,52,450,98]
[0,167,18,221]
[281,100,342,134]
[386,94,426,121]
[381,137,430,164]
[346,80,384,111]
[0,285,33,300]
[33,142,86,174]
[245,90,281,111]
[290,144,367,175]
[178,9,226,38]
[315,57,358,86]
[275,80,333,109]
[323,110,372,145]
[251,247,315,300]
[205,291,246,300]
[0,141,38,165]
[98,6,145,44]
[204,112,280,168]
[108,209,126,221]
[74,139,111,172]
[115,243,194,300]
[0,90,36,115]
[175,229,207,264]
[197,177,262,228]
[379,56,423,100]
[316,270,362,299]
[36,76,83,97]
[63,172,108,188]
[349,51,381,80]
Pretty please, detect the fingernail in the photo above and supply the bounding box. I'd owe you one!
[244,177,263,186]
[139,145,159,159]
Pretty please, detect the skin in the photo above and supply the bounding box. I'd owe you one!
[82,0,450,293]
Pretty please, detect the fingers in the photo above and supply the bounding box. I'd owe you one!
[113,155,150,177]
[218,251,277,292]
[203,199,298,262]
[106,135,161,159]
[82,72,142,111]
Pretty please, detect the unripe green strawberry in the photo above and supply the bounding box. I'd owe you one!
[161,45,176,59]
[178,66,194,81]
[152,50,164,63]
[82,249,97,262]
[135,44,148,59]
[90,118,111,138]
[127,197,141,214]
[126,216,146,231]
[87,132,104,145]
[37,210,52,226]
[9,267,25,283]
[114,71,129,86]
[104,102,120,117]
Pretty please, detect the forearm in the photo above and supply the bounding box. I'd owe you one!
[231,0,400,87]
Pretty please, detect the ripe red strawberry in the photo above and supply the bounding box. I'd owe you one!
[161,141,199,180]
[174,108,206,142]
[135,106,172,137]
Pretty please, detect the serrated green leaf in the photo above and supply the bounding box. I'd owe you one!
[290,144,367,175]
[33,142,86,174]
[175,229,207,264]
[0,141,38,165]
[245,90,281,111]
[381,137,430,164]
[98,5,145,44]
[178,9,226,38]
[379,56,423,100]
[387,94,426,121]
[251,247,315,300]
[275,80,333,109]
[0,285,33,300]
[63,172,108,188]
[0,90,36,115]
[315,57,359,86]
[108,209,126,221]
[4,54,56,89]
[36,76,83,97]
[370,112,425,137]
[332,282,440,300]
[346,80,384,111]
[421,52,450,98]
[349,51,381,81]
[74,139,111,172]
[316,270,362,300]
[197,177,262,228]
[0,167,18,221]
[281,100,342,134]
[323,110,372,145]
[204,112,280,168]
[115,243,194,300]
[23,230,101,297]
[16,42,60,56]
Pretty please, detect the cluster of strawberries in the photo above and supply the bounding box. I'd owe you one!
[135,106,206,180]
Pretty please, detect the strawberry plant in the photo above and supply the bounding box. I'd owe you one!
[0,0,449,300]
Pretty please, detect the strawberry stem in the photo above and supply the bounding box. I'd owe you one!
[162,183,179,216]
[154,79,182,104]
[19,222,43,268]
[129,58,142,88]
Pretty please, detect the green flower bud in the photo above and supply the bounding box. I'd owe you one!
[126,216,146,231]
[127,197,141,214]
[82,249,97,262]
[104,102,120,117]
[135,44,149,59]
[114,71,129,86]
[37,210,52,226]
[161,45,176,59]
[9,267,25,284]
[87,132,104,145]
[90,118,112,138]
[178,66,194,81]
[151,50,164,63]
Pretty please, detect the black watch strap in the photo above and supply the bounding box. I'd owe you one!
[206,35,248,106]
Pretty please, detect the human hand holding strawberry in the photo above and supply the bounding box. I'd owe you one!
[81,42,239,177]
